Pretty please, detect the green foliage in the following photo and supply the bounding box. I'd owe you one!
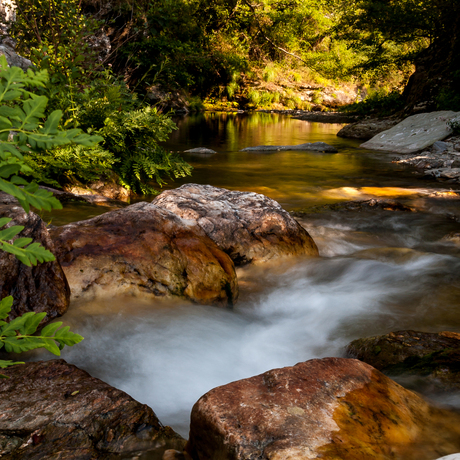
[330,0,459,84]
[69,77,192,194]
[341,90,405,116]
[102,107,192,194]
[0,296,83,378]
[0,55,102,210]
[437,71,460,112]
[0,217,55,266]
[0,53,101,374]
[448,116,460,135]
[10,0,101,86]
[24,144,116,187]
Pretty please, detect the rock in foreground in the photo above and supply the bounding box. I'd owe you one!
[0,204,70,324]
[0,360,184,459]
[346,330,460,392]
[153,184,319,265]
[50,202,238,306]
[187,357,460,460]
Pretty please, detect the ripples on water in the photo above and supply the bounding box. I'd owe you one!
[35,113,460,438]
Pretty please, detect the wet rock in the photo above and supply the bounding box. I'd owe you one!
[424,167,460,181]
[433,140,450,153]
[187,357,460,460]
[361,111,458,154]
[346,330,460,392]
[49,201,238,306]
[442,232,460,245]
[63,174,131,202]
[184,148,217,154]
[0,204,70,324]
[0,360,185,459]
[392,135,460,181]
[153,184,318,265]
[298,198,414,214]
[337,117,400,140]
[241,141,338,153]
[39,186,127,207]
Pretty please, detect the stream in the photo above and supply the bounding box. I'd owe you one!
[38,112,460,441]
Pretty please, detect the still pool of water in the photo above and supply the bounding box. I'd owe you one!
[33,113,460,450]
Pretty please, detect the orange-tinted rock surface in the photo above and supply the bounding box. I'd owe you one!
[50,202,238,306]
[153,184,319,264]
[346,330,460,392]
[0,203,70,324]
[0,360,184,459]
[187,357,460,460]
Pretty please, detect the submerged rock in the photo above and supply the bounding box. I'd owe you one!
[153,184,319,265]
[183,148,217,154]
[187,357,460,460]
[50,202,238,307]
[299,198,415,214]
[0,204,70,324]
[361,111,459,154]
[346,330,460,392]
[240,141,338,153]
[0,360,184,459]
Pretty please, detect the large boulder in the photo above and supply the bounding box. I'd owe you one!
[346,330,460,392]
[187,357,460,460]
[49,202,238,307]
[0,203,70,324]
[153,184,319,265]
[360,111,459,154]
[0,360,184,459]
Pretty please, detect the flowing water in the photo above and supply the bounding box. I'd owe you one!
[36,113,460,443]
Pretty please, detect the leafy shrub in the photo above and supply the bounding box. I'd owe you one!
[71,78,192,194]
[436,71,460,111]
[0,56,100,374]
[10,0,101,86]
[341,90,405,116]
[247,88,261,106]
[263,66,277,82]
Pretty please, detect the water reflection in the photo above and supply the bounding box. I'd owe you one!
[161,112,449,210]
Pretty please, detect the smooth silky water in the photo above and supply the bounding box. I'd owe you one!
[35,113,460,445]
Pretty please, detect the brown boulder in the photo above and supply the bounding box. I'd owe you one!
[0,360,184,459]
[153,184,318,265]
[187,357,460,460]
[49,202,238,307]
[346,330,460,392]
[337,117,401,140]
[0,204,70,324]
